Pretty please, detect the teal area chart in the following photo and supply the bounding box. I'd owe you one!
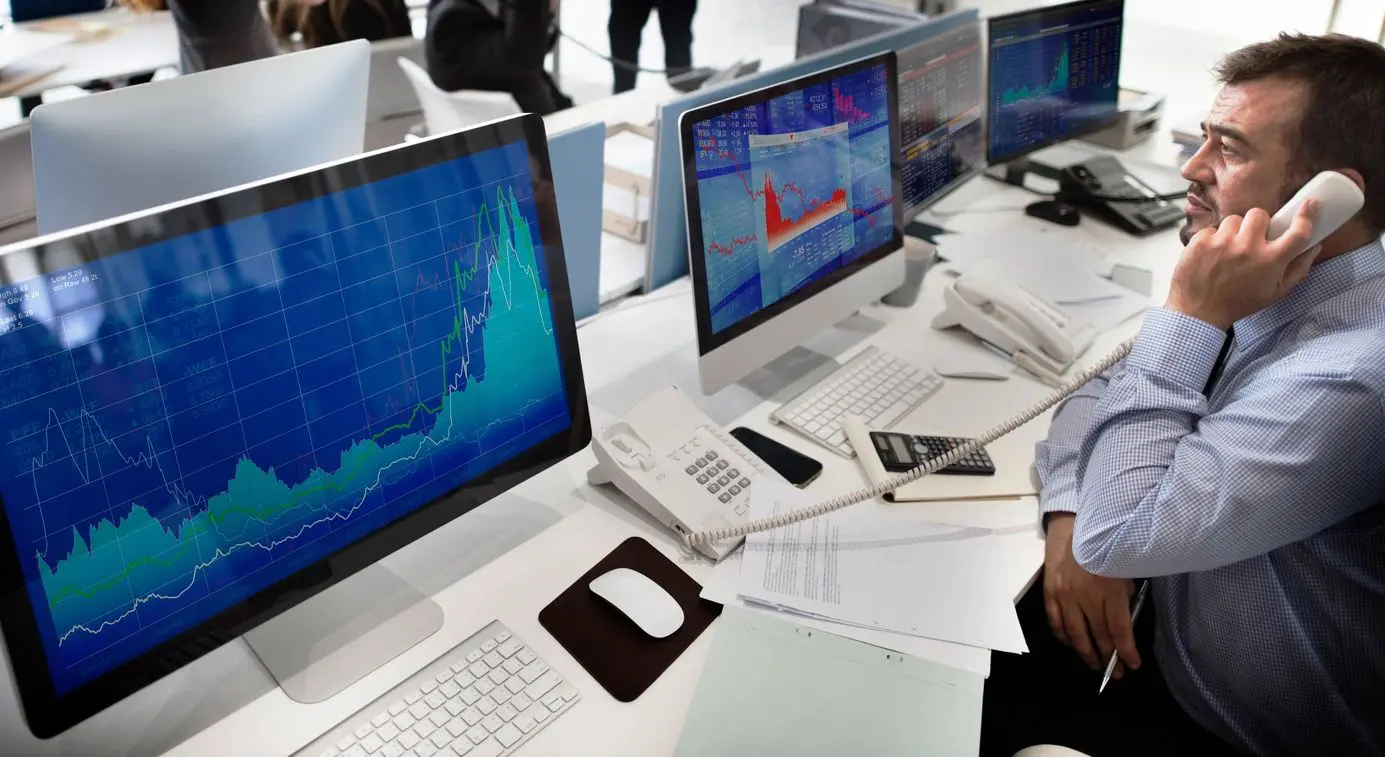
[0,140,570,694]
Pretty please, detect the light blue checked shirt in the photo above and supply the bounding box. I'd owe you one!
[1035,239,1385,757]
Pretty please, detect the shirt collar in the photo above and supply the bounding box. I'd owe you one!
[1233,237,1385,348]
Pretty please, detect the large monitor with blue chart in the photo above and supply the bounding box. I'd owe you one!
[985,0,1124,164]
[679,52,904,393]
[0,114,591,738]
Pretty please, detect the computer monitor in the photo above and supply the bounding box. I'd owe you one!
[8,0,105,23]
[0,113,590,738]
[896,21,983,217]
[795,0,926,59]
[679,52,905,394]
[646,7,979,293]
[31,40,370,236]
[985,0,1124,166]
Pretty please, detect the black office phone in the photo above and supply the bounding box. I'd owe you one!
[1059,155,1185,236]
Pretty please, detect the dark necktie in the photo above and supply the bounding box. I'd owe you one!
[1202,328,1234,397]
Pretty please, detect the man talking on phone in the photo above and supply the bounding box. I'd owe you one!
[980,33,1385,757]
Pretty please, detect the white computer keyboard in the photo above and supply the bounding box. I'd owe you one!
[770,346,943,457]
[298,621,578,757]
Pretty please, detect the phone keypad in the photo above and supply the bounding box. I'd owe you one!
[683,446,755,510]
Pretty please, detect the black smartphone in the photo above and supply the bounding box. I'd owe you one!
[729,427,823,488]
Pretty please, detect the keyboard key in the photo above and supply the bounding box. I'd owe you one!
[480,640,498,654]
[436,671,453,684]
[527,672,562,701]
[388,701,407,717]
[371,713,390,728]
[494,723,523,749]
[415,743,438,757]
[491,687,512,705]
[392,713,416,731]
[515,714,537,734]
[455,672,477,689]
[377,723,401,743]
[496,703,518,722]
[516,649,537,665]
[482,652,503,668]
[405,692,424,706]
[344,747,367,757]
[421,680,438,695]
[707,450,718,461]
[450,741,473,756]
[408,703,430,721]
[430,731,454,749]
[398,732,421,750]
[510,693,532,711]
[476,695,498,715]
[446,718,469,738]
[440,681,461,699]
[685,464,698,475]
[354,726,374,740]
[360,734,384,753]
[460,688,481,706]
[381,744,404,757]
[505,677,526,694]
[462,707,483,726]
[466,650,483,664]
[475,678,496,696]
[481,714,505,734]
[445,700,466,718]
[487,669,508,686]
[465,725,488,745]
[413,720,436,741]
[425,692,446,709]
[429,710,450,728]
[337,737,357,751]
[534,708,551,723]
[450,662,467,675]
[498,639,523,658]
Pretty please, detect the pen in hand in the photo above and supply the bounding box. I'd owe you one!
[1098,579,1149,694]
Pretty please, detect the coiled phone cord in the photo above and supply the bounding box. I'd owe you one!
[681,338,1136,549]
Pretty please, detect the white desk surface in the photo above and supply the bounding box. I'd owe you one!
[0,29,1222,757]
[4,8,178,99]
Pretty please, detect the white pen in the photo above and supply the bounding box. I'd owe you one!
[1099,579,1150,694]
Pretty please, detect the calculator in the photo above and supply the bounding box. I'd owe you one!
[868,431,996,476]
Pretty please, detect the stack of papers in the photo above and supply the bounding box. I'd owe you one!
[713,480,1029,657]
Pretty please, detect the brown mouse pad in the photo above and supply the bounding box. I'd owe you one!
[538,537,722,702]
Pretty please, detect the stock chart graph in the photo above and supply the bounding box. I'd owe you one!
[987,1,1122,161]
[691,62,894,334]
[0,140,571,694]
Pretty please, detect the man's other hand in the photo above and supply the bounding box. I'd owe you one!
[1043,513,1141,674]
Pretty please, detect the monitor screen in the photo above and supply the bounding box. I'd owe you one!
[9,0,106,23]
[0,116,589,737]
[681,53,902,343]
[986,0,1124,164]
[897,21,984,217]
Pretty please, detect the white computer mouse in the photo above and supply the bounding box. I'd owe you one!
[588,567,685,639]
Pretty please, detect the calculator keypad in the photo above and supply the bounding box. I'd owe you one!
[912,436,994,475]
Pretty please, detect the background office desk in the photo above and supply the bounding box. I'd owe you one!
[3,8,178,100]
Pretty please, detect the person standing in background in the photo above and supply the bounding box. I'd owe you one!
[268,0,413,49]
[607,0,696,93]
[424,0,572,115]
[118,0,315,74]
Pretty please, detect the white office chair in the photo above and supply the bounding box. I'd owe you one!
[396,57,521,137]
[366,36,426,123]
[0,123,37,246]
[1013,745,1094,757]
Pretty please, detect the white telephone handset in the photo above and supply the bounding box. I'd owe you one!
[587,386,783,560]
[676,171,1364,551]
[931,274,1098,379]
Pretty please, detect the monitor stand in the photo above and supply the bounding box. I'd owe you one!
[243,565,443,704]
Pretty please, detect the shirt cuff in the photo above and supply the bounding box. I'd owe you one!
[1127,308,1228,391]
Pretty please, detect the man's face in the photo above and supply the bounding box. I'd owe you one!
[1179,78,1308,244]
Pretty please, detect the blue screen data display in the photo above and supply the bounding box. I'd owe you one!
[0,139,570,694]
[987,0,1123,162]
[688,61,895,335]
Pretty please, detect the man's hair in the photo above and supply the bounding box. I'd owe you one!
[1216,33,1385,233]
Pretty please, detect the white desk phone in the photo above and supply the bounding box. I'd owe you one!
[588,172,1363,559]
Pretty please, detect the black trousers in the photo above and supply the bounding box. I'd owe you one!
[427,30,572,116]
[607,0,696,93]
[980,576,1246,757]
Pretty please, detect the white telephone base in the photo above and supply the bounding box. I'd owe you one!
[586,386,782,561]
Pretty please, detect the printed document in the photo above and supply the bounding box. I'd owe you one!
[736,480,1027,653]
